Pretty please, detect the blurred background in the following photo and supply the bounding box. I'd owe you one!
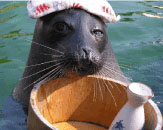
[0,1,163,129]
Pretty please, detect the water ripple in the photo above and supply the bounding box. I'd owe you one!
[119,10,157,17]
[0,45,5,48]
[0,57,11,64]
[121,18,135,22]
[152,38,163,45]
[138,2,163,9]
[142,13,163,19]
[153,6,163,9]
[0,15,17,23]
[0,3,26,13]
[0,29,33,38]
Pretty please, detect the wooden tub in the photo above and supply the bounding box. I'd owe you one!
[27,75,162,130]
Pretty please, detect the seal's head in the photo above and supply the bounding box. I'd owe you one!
[14,2,127,109]
[36,9,108,76]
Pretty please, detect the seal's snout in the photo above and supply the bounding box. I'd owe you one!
[80,48,90,60]
[79,48,100,65]
[66,48,101,75]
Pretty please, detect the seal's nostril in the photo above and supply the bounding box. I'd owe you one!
[82,48,91,59]
[82,48,88,56]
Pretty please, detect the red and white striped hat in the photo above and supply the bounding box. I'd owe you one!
[27,0,120,23]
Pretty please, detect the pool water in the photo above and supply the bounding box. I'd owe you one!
[0,1,163,130]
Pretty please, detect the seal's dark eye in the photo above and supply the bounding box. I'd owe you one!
[92,29,104,38]
[54,22,68,33]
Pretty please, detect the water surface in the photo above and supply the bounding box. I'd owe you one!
[0,1,163,130]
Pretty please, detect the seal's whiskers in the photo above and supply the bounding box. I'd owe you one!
[43,63,66,83]
[39,53,63,57]
[92,68,98,102]
[21,62,65,81]
[93,74,99,102]
[96,73,104,101]
[24,38,64,54]
[24,61,66,90]
[57,43,66,51]
[48,60,73,81]
[75,66,78,73]
[45,61,74,85]
[97,71,117,107]
[103,65,132,81]
[103,58,131,70]
[112,81,122,93]
[25,58,66,68]
[93,77,97,102]
[100,70,122,93]
[105,62,131,70]
[72,65,75,72]
[96,70,114,89]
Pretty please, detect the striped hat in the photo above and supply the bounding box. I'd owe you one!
[27,0,120,23]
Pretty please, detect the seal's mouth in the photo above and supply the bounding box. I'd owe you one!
[76,66,95,76]
[64,59,101,76]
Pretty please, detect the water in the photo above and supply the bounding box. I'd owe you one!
[0,1,163,130]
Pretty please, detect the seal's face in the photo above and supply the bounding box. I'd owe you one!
[14,8,128,107]
[37,9,108,76]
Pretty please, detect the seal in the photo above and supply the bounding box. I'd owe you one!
[13,9,128,111]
